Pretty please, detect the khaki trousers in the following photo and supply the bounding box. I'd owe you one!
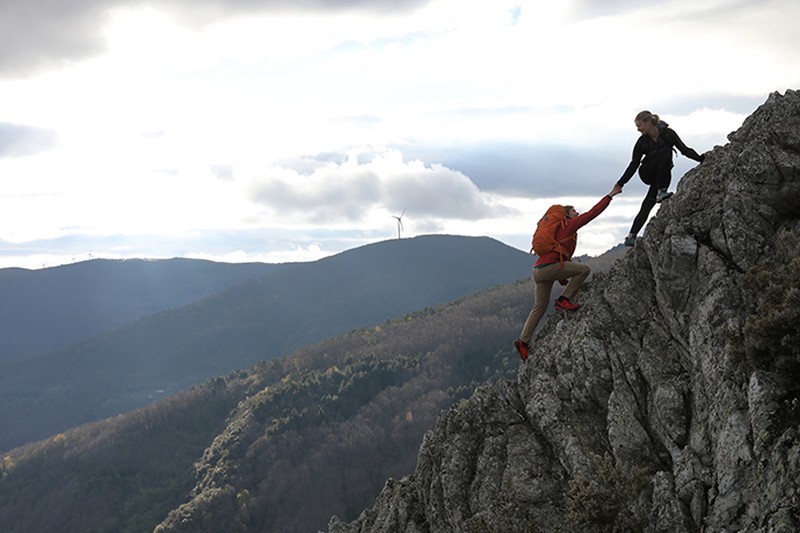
[519,262,590,343]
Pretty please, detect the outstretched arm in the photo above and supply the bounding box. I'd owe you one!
[617,139,644,187]
[668,128,705,162]
[567,189,617,231]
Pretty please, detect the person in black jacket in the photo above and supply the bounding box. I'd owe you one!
[617,110,706,246]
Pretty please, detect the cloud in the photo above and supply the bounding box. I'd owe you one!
[564,0,793,27]
[399,142,628,198]
[244,147,511,224]
[0,0,433,78]
[564,0,671,20]
[0,1,110,77]
[211,164,234,180]
[163,0,431,19]
[645,94,767,116]
[0,123,57,157]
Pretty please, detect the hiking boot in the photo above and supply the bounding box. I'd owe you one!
[655,189,673,203]
[623,235,636,247]
[554,296,580,311]
[513,339,530,362]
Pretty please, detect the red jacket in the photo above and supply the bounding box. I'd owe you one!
[534,195,613,267]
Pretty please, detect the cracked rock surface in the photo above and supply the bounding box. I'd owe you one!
[330,90,800,533]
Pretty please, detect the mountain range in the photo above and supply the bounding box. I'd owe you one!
[0,234,539,452]
[0,244,622,533]
[0,258,287,362]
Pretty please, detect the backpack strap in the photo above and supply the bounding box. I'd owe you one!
[554,219,574,270]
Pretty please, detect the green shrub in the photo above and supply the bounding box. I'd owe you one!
[741,229,800,375]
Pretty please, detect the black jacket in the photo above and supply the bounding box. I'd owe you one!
[617,121,705,187]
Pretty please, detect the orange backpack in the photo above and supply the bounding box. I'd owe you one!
[530,204,571,258]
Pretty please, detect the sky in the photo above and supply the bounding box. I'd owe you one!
[0,0,798,269]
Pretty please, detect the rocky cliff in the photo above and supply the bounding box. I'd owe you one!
[330,90,800,533]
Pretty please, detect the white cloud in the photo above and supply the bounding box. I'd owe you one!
[240,147,509,224]
[184,243,329,264]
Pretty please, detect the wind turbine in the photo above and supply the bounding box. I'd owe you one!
[392,209,406,239]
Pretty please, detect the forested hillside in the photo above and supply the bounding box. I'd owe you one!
[0,241,622,533]
[0,235,533,452]
[0,278,528,532]
[0,258,285,361]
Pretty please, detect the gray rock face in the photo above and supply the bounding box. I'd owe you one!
[330,90,800,533]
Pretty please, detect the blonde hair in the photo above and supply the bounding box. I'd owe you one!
[635,110,659,125]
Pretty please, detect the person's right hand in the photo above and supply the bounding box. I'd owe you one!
[609,183,623,197]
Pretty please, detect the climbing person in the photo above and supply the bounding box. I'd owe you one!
[513,183,623,361]
[617,110,707,246]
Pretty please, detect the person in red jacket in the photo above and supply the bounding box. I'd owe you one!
[513,183,622,361]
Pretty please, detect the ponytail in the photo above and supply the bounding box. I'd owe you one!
[634,110,659,125]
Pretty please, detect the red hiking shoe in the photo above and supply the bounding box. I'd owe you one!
[554,296,580,311]
[513,339,530,362]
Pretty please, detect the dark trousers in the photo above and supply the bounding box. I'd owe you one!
[629,154,673,236]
